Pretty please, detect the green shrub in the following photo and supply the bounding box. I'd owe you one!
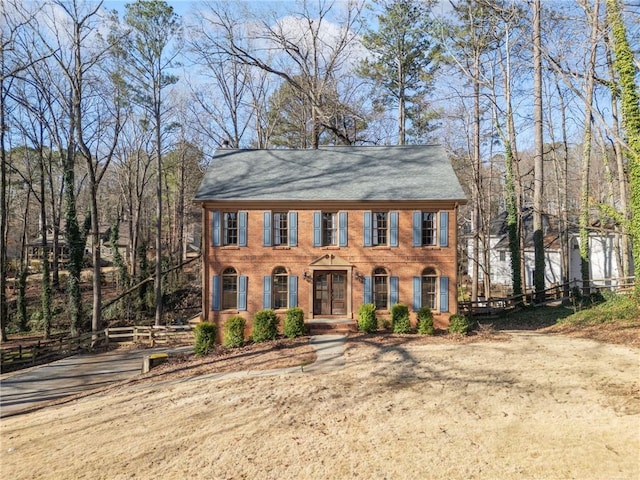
[252,309,279,342]
[417,307,434,335]
[358,303,377,333]
[449,314,471,335]
[391,303,411,334]
[284,307,306,338]
[223,315,245,348]
[194,322,217,356]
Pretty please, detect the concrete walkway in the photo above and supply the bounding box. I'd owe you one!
[0,335,348,417]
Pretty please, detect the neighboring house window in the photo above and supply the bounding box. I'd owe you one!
[499,251,506,262]
[322,212,338,246]
[273,267,288,309]
[373,267,388,309]
[222,267,237,309]
[421,267,437,310]
[273,213,288,246]
[223,213,238,246]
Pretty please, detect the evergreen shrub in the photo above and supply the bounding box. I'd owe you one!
[358,303,377,333]
[448,314,471,335]
[417,307,434,335]
[252,309,278,342]
[223,315,245,348]
[284,307,306,338]
[391,303,411,334]
[194,322,217,356]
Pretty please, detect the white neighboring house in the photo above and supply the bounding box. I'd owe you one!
[465,210,630,293]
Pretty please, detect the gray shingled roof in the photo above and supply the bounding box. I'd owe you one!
[194,145,467,202]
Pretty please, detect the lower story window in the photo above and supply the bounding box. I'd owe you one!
[373,267,388,309]
[273,266,288,309]
[222,267,237,309]
[421,267,437,310]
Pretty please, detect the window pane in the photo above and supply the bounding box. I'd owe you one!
[422,212,436,246]
[373,212,387,246]
[223,212,238,246]
[322,213,337,246]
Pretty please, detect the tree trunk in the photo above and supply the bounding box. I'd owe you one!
[532,0,546,302]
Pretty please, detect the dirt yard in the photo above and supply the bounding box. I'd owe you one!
[1,331,639,480]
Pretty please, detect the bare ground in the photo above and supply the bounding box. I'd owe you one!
[1,325,639,480]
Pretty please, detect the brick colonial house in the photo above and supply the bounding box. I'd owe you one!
[194,145,467,336]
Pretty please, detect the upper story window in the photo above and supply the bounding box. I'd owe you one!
[264,211,297,247]
[322,213,338,246]
[313,211,348,247]
[273,213,288,246]
[212,211,247,247]
[223,212,238,246]
[373,212,388,246]
[421,212,436,246]
[364,211,398,247]
[412,211,448,248]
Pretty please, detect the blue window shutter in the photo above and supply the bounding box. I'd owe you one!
[289,211,298,247]
[439,211,449,247]
[238,212,247,247]
[390,212,399,247]
[263,212,272,246]
[363,276,372,304]
[339,212,348,247]
[212,275,220,311]
[238,275,247,311]
[363,212,372,246]
[313,212,321,246]
[263,276,272,309]
[212,211,221,246]
[390,276,399,305]
[413,277,421,311]
[289,275,298,307]
[413,211,421,247]
[440,276,449,312]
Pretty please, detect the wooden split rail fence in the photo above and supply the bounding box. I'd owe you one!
[459,277,635,317]
[1,325,194,373]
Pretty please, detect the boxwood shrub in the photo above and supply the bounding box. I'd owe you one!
[193,322,217,356]
[391,303,411,334]
[284,307,306,338]
[448,313,471,335]
[252,309,278,342]
[223,315,245,348]
[417,307,434,335]
[358,303,377,333]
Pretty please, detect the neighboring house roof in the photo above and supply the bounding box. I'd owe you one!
[194,145,467,203]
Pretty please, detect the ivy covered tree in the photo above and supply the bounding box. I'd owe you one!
[606,0,640,294]
[358,0,440,144]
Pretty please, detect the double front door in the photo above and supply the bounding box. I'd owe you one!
[313,271,346,316]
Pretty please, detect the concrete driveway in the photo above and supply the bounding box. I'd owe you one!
[0,345,192,418]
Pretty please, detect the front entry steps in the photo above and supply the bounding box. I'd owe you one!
[306,318,357,335]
